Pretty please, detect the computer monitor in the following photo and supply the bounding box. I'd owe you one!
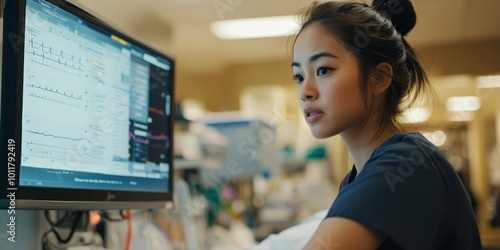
[0,0,175,209]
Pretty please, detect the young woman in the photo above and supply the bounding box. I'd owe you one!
[291,0,482,249]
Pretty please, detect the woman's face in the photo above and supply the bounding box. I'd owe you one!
[292,24,367,139]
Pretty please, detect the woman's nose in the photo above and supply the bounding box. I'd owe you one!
[300,78,318,102]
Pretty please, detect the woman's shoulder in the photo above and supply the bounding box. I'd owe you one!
[360,132,456,192]
[369,132,445,164]
[377,132,436,152]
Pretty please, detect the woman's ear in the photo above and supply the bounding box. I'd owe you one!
[370,63,393,95]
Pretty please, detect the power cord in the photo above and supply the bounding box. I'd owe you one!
[99,209,127,222]
[125,210,132,250]
[97,209,153,249]
[41,210,88,250]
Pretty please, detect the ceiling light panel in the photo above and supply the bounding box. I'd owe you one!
[210,15,300,40]
[477,75,500,88]
[446,96,481,112]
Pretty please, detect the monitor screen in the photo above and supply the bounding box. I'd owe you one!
[1,0,175,209]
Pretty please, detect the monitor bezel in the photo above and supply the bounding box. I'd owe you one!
[0,0,175,210]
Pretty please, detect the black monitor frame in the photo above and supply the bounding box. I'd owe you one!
[0,0,175,210]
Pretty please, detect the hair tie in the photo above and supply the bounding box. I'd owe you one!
[373,0,417,36]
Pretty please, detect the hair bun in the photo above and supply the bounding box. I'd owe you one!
[372,0,417,36]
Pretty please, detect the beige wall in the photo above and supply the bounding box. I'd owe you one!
[175,71,230,111]
[420,39,500,76]
[176,60,296,112]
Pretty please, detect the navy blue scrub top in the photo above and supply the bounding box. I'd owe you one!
[326,133,482,250]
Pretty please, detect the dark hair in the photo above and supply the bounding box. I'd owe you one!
[295,0,431,135]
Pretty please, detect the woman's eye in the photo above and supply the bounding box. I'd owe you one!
[293,74,304,83]
[317,67,332,76]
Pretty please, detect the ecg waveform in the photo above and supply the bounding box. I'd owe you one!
[26,130,84,141]
[129,131,170,148]
[149,107,165,116]
[23,140,84,162]
[27,38,84,73]
[130,131,149,145]
[26,141,72,150]
[26,83,83,101]
[28,93,81,108]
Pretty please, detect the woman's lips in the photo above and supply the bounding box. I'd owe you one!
[304,107,324,123]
